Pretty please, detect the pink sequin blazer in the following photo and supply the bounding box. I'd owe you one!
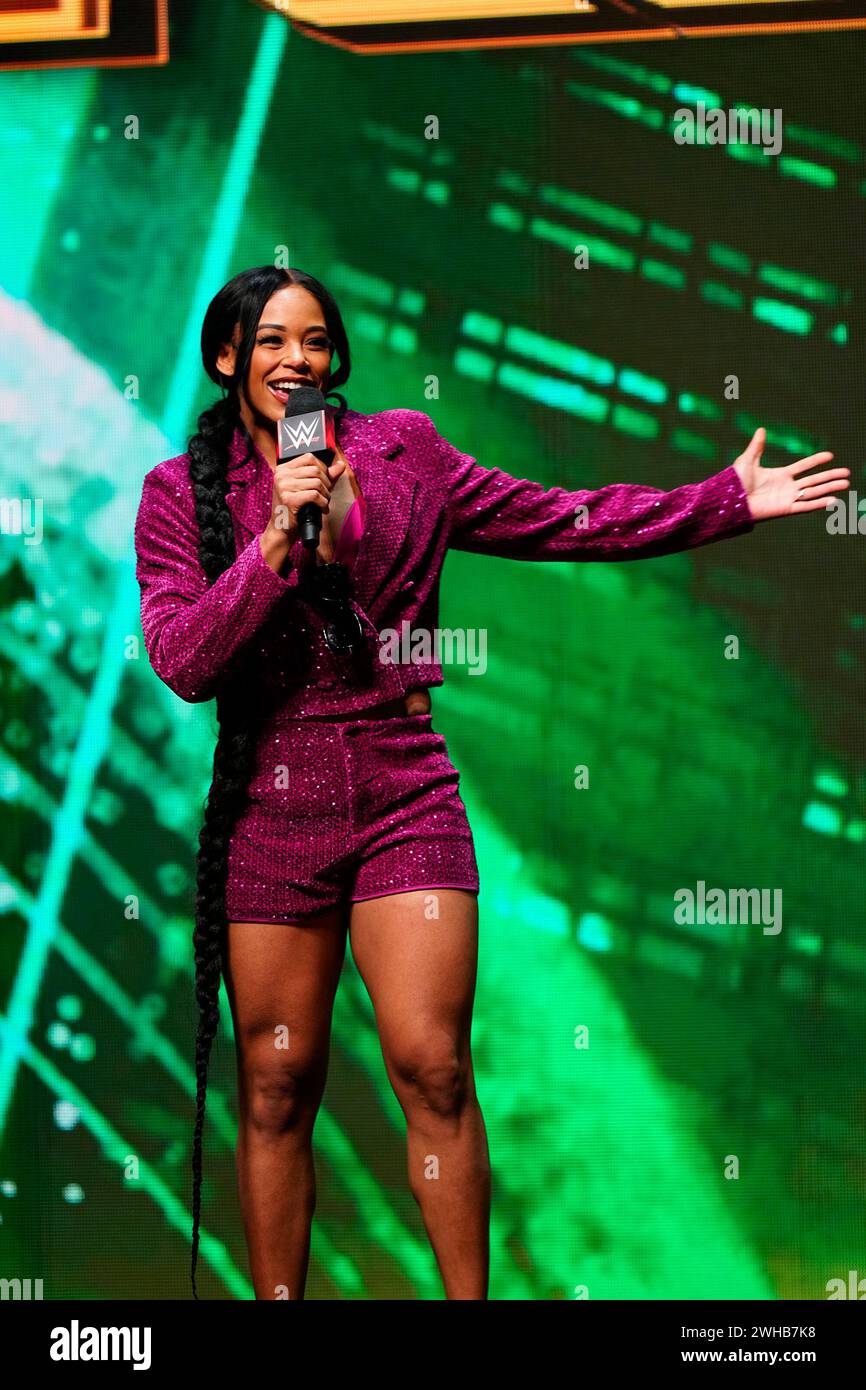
[134,407,755,715]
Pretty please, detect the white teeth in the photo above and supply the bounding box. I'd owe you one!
[270,381,304,391]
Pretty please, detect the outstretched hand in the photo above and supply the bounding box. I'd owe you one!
[731,428,849,522]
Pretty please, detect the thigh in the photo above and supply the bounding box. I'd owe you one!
[224,908,349,1080]
[348,890,479,1065]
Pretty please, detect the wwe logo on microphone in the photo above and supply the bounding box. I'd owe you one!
[278,413,327,457]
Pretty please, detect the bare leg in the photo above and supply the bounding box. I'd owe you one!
[348,889,490,1299]
[223,909,347,1300]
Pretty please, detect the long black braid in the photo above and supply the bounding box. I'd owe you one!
[185,265,351,1298]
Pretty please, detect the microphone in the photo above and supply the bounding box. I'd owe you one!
[276,385,336,549]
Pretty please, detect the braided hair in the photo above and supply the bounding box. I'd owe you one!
[186,265,351,1298]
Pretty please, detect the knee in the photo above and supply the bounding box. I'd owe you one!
[239,1039,326,1136]
[390,1046,471,1119]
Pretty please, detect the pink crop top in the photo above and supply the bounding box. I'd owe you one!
[332,493,367,570]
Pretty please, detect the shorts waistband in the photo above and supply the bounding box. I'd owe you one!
[283,696,430,724]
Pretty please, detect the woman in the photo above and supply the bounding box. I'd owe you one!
[134,265,847,1301]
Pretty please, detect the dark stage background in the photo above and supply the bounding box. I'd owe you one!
[1,2,864,1299]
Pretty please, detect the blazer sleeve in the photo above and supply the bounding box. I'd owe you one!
[428,416,755,561]
[134,462,295,703]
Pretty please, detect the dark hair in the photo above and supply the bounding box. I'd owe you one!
[186,265,351,1298]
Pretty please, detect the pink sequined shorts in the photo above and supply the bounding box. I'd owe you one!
[225,711,479,924]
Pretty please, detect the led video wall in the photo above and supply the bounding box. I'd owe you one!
[1,0,864,1299]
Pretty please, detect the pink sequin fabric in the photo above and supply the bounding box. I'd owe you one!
[225,710,479,922]
[134,407,754,713]
[134,406,755,922]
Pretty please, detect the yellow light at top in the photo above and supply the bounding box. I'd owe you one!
[263,0,866,48]
[0,0,109,44]
[279,1,595,20]
[653,0,816,8]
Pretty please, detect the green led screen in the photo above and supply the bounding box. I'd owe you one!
[0,1,864,1301]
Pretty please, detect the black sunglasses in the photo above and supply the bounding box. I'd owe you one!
[299,560,365,656]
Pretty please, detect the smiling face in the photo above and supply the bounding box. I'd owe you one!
[216,283,335,435]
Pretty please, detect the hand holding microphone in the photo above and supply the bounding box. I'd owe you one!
[262,449,346,553]
[278,384,341,548]
[260,384,345,568]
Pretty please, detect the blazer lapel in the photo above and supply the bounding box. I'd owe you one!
[342,411,416,612]
[225,427,266,548]
[225,411,416,613]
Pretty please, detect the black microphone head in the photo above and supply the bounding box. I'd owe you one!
[284,385,325,418]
